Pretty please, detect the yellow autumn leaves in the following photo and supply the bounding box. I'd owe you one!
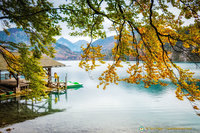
[79,43,105,71]
[79,24,200,111]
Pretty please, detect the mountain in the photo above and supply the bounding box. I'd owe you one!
[56,37,73,48]
[0,28,80,60]
[73,40,88,51]
[56,36,116,53]
[0,28,30,44]
[56,36,116,59]
[57,37,88,52]
[92,36,116,52]
[2,28,195,61]
[53,43,81,60]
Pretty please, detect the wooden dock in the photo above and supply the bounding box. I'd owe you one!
[0,78,29,92]
[0,73,68,99]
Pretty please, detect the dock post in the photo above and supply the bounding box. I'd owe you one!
[15,74,21,93]
[47,68,52,87]
[0,70,1,82]
[57,77,59,90]
[65,73,67,90]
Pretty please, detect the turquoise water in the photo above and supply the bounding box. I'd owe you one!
[1,61,200,133]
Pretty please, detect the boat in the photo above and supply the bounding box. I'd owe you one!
[67,81,83,89]
[6,91,14,95]
[0,88,13,98]
[0,93,6,98]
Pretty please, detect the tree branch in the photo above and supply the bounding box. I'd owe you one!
[86,0,118,24]
[0,7,75,20]
[149,0,179,80]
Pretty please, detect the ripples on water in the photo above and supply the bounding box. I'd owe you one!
[0,61,200,133]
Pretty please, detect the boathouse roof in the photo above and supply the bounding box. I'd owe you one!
[39,56,65,68]
[0,53,65,71]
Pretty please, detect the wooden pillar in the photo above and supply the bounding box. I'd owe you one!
[57,76,59,89]
[48,93,52,112]
[0,70,1,82]
[32,99,34,112]
[15,74,21,93]
[47,67,52,87]
[65,90,68,102]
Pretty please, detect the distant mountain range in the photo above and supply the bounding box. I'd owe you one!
[92,36,116,52]
[0,28,81,60]
[1,28,196,61]
[0,28,30,44]
[57,36,116,60]
[57,37,88,52]
[56,36,116,53]
[52,42,81,60]
[0,28,116,60]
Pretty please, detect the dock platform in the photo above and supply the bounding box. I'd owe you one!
[0,78,29,92]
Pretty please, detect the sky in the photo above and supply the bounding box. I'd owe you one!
[55,19,115,43]
[50,0,115,43]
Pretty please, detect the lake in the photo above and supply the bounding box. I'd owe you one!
[0,61,200,133]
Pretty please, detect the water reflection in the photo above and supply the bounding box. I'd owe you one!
[0,61,200,132]
[0,90,68,128]
[119,80,174,96]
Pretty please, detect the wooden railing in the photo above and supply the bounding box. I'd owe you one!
[47,74,68,89]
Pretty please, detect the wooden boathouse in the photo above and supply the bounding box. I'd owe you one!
[0,53,65,93]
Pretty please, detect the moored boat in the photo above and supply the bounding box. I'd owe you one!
[67,81,83,89]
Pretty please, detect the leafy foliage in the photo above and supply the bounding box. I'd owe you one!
[58,0,200,112]
[0,0,61,98]
[1,0,200,112]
